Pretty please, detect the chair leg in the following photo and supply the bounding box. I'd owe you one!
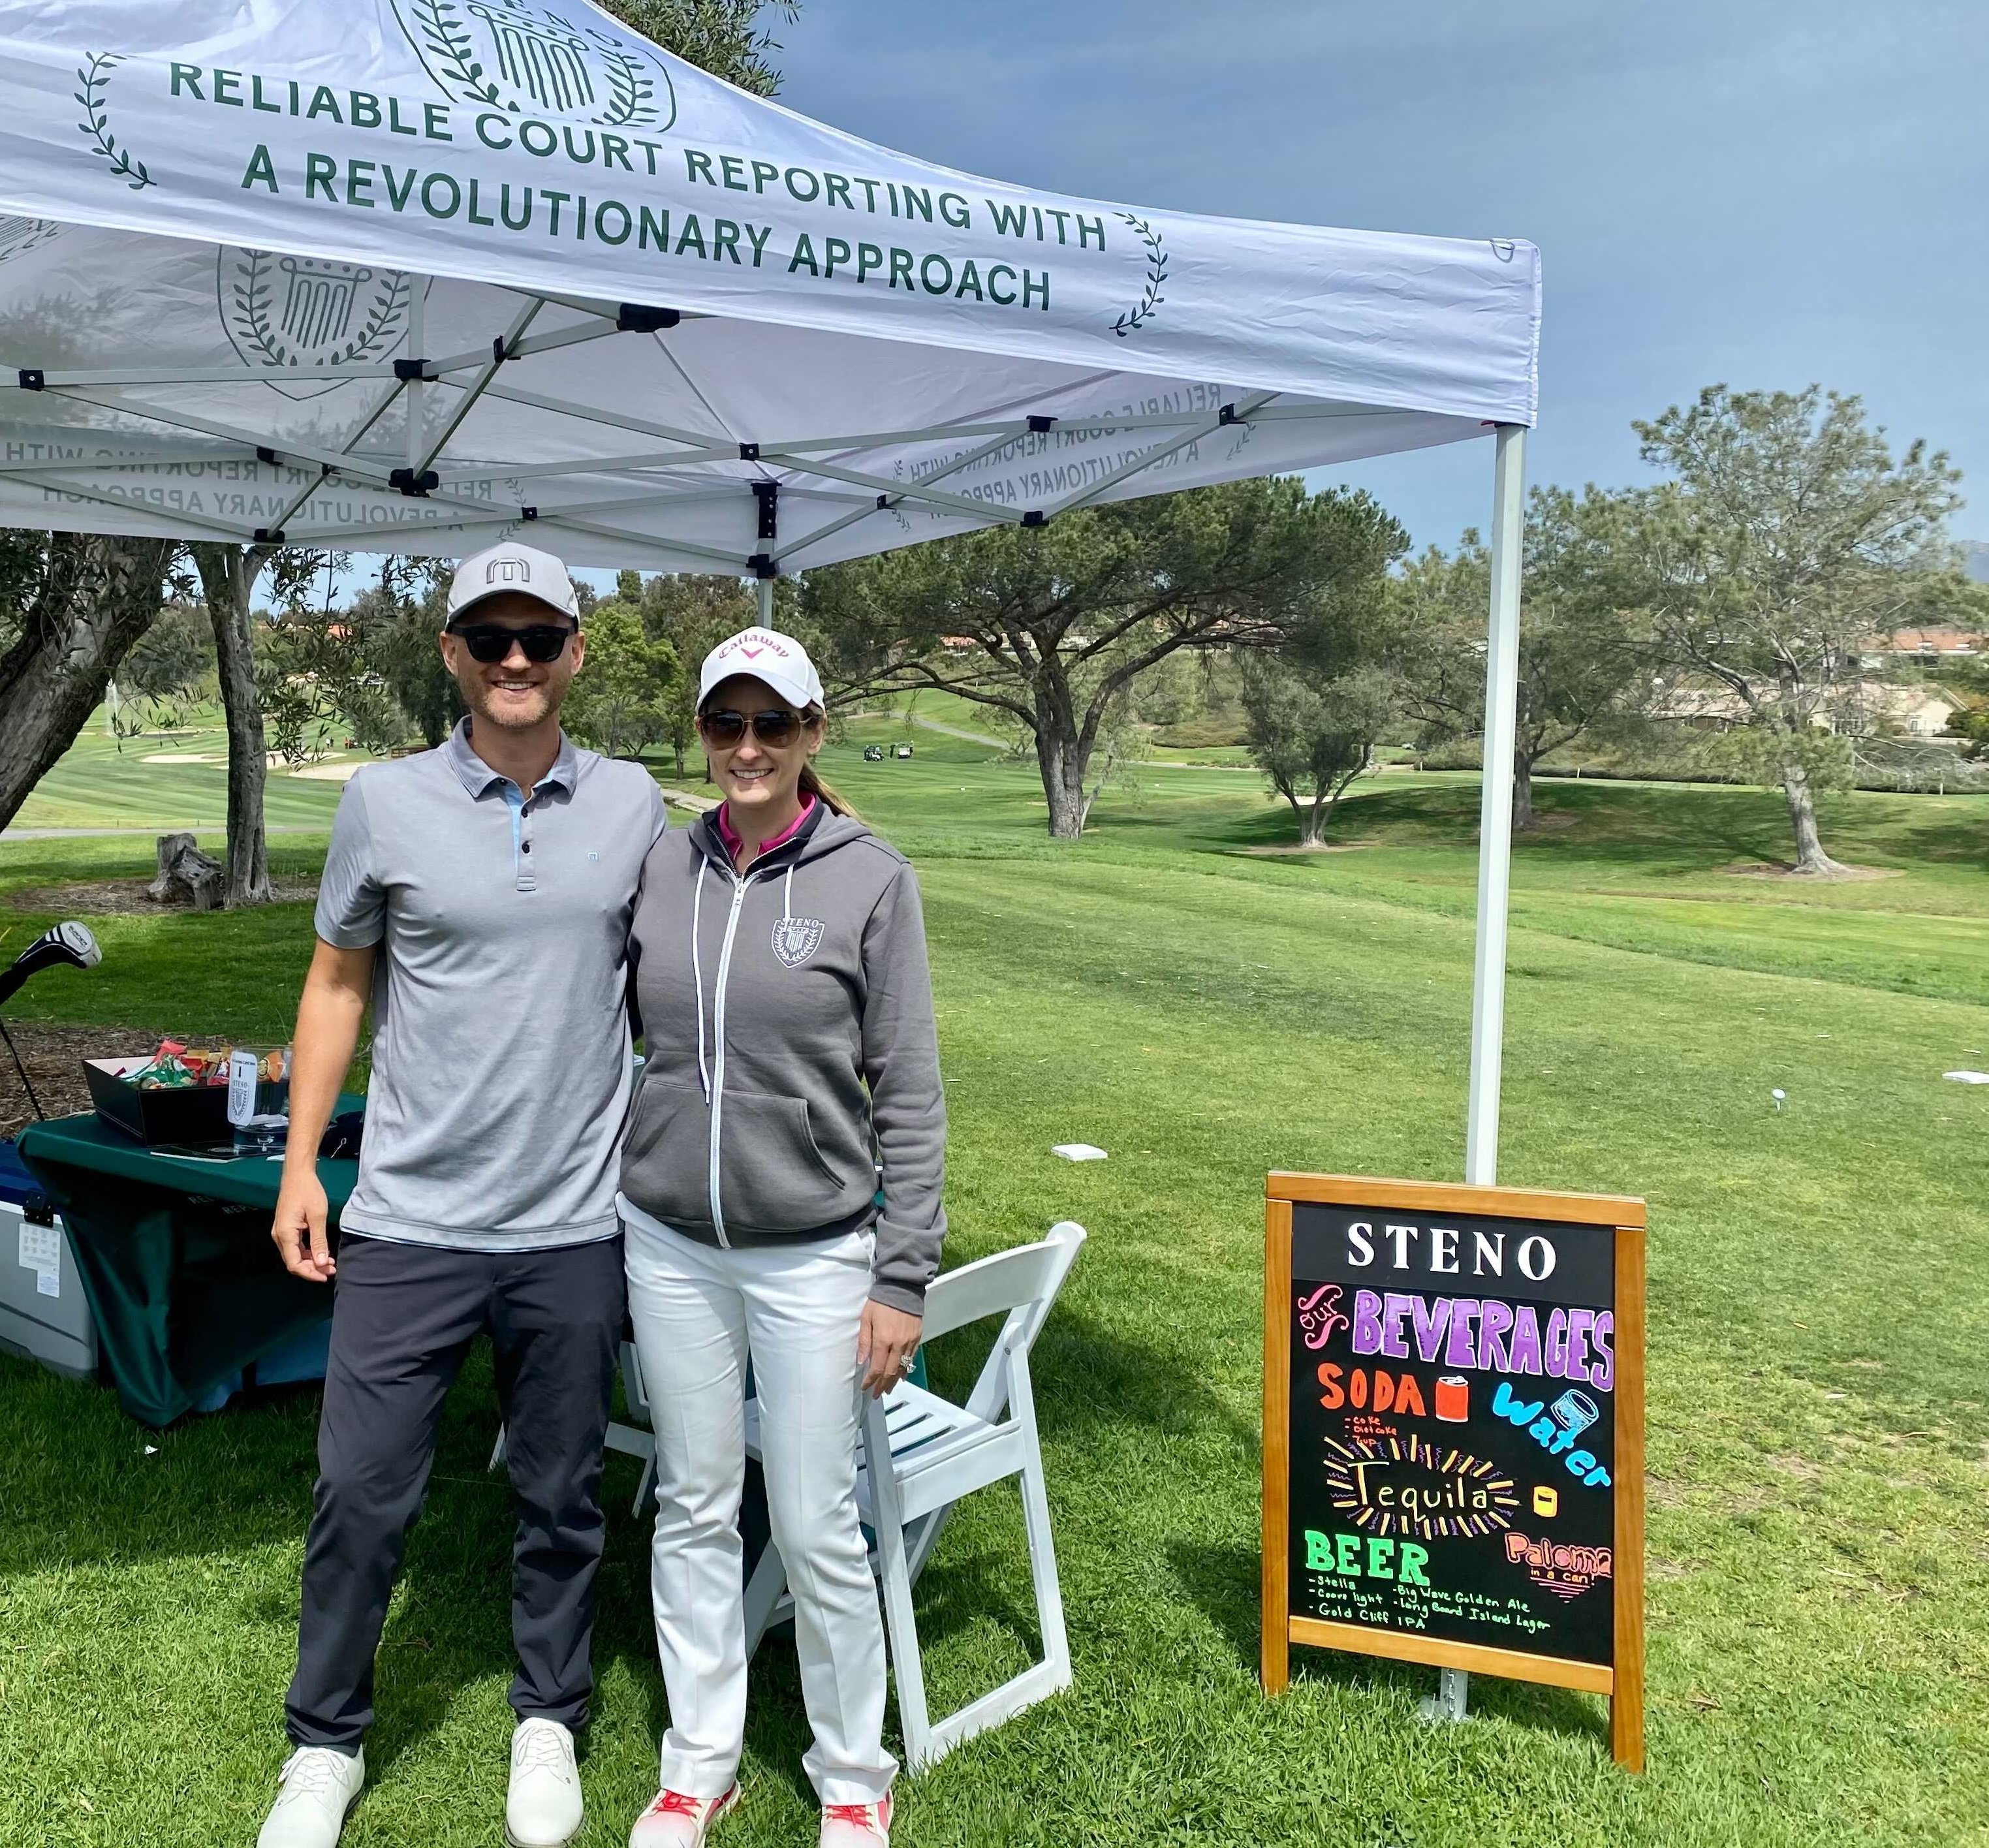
[1016,1437,1073,1691]
[489,1423,507,1471]
[632,1454,655,1518]
[742,1537,789,1659]
[864,1402,934,1771]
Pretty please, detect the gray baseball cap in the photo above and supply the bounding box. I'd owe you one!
[447,540,581,625]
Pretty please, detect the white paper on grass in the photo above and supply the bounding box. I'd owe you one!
[1052,1144,1108,1162]
[1943,1071,1989,1084]
[0,1,1537,573]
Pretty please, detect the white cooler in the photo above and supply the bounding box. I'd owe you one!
[1,1191,97,1381]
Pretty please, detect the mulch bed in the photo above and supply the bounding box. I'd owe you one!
[0,1024,232,1143]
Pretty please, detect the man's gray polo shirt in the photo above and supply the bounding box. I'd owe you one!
[316,719,666,1251]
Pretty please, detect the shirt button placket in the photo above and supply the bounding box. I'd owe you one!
[518,802,536,894]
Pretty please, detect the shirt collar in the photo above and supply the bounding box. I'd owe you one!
[716,793,817,866]
[443,717,579,800]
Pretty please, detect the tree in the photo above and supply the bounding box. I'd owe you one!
[803,480,1407,838]
[1393,486,1661,830]
[563,599,681,759]
[601,0,797,93]
[1241,658,1399,845]
[1627,385,1967,874]
[0,534,176,833]
[637,572,757,774]
[113,597,217,737]
[191,544,341,907]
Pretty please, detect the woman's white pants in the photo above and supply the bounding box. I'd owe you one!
[623,1212,897,1806]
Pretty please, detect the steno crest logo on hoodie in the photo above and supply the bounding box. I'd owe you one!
[771,915,824,969]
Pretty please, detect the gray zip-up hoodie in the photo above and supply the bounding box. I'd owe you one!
[619,803,945,1313]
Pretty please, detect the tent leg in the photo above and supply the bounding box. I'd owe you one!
[1440,421,1527,1732]
[1465,422,1527,1191]
[756,576,774,625]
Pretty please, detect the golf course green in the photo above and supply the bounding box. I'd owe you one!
[1,714,1984,1845]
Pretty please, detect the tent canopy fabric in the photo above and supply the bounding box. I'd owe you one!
[0,0,1539,574]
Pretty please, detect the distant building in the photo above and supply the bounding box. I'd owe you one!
[1872,625,1979,662]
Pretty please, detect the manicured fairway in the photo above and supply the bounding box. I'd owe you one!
[1,730,1985,1846]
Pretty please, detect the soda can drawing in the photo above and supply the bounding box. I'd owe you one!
[1434,1375,1469,1422]
[1533,1485,1559,1518]
[1550,1388,1599,1438]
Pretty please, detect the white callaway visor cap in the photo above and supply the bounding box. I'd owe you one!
[446,540,581,625]
[699,627,825,712]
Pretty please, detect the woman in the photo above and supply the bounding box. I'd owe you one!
[619,625,945,1848]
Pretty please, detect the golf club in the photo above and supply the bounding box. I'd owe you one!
[0,922,104,1121]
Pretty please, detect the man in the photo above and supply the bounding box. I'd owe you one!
[257,541,666,1848]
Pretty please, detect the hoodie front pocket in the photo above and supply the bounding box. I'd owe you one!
[718,1088,860,1233]
[620,1080,711,1221]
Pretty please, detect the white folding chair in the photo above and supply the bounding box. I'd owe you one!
[742,1219,1087,1770]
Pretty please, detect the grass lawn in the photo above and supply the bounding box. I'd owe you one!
[9,714,363,834]
[1,728,1986,1845]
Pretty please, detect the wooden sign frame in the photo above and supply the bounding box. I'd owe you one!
[1261,1172,1646,1772]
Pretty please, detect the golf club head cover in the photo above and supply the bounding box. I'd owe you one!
[0,921,103,1009]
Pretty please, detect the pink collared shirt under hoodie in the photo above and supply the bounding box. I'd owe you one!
[716,794,817,868]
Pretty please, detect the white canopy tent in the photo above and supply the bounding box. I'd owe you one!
[0,7,1535,1213]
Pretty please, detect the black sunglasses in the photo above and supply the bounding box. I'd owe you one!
[450,621,576,665]
[698,708,819,749]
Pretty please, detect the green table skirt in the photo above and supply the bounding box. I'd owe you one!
[19,1103,362,1428]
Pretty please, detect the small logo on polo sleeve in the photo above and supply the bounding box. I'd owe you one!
[771,916,824,968]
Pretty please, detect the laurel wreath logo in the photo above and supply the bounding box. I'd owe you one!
[396,0,673,129]
[596,38,655,127]
[1110,212,1168,338]
[227,249,411,371]
[75,53,155,191]
[407,0,503,106]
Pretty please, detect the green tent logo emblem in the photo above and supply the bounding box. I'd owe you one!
[217,249,411,399]
[395,0,677,130]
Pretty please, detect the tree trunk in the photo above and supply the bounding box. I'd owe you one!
[1301,794,1328,847]
[1511,744,1537,831]
[1033,678,1093,840]
[1039,732,1092,839]
[192,543,275,907]
[0,534,175,833]
[1781,761,1845,875]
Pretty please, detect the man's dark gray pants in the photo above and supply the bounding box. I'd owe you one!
[285,1232,625,1752]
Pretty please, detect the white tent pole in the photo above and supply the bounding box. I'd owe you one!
[756,576,774,625]
[1465,421,1527,1191]
[1421,420,1526,1736]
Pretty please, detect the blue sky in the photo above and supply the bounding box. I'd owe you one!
[771,0,1988,555]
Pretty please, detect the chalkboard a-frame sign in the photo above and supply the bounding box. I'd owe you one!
[1262,1174,1646,1772]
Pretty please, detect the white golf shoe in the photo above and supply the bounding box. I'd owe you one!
[257,1746,364,1848]
[506,1717,584,1848]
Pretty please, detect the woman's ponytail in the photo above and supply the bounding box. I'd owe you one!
[799,704,858,817]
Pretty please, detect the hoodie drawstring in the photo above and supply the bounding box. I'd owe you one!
[691,857,711,1103]
[782,860,796,932]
